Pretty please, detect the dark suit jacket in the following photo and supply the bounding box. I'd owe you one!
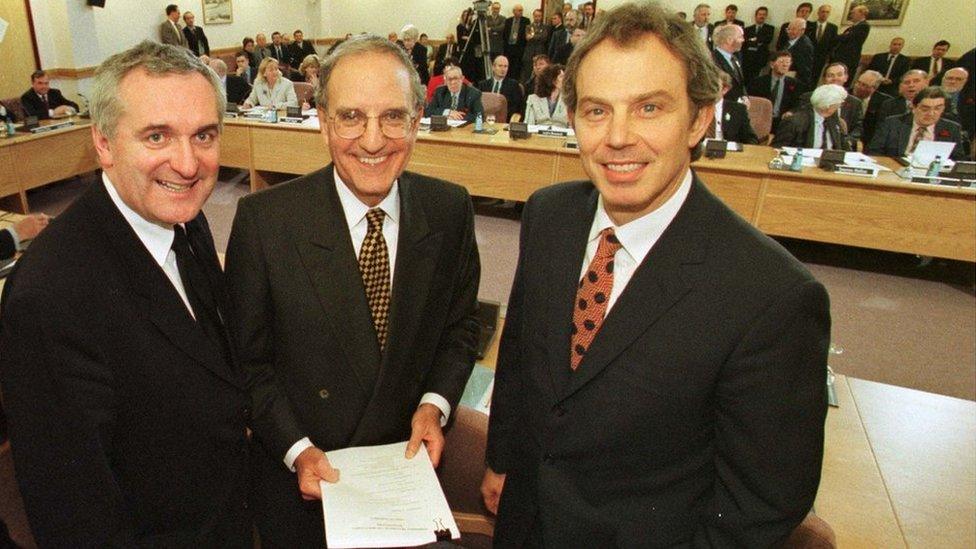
[720,99,759,144]
[552,42,575,65]
[787,34,816,91]
[408,42,430,84]
[830,21,870,76]
[0,229,15,259]
[776,20,816,51]
[20,88,79,120]
[795,92,863,148]
[503,15,530,48]
[771,105,848,150]
[287,41,316,68]
[867,52,910,97]
[712,49,746,101]
[878,94,911,122]
[268,43,288,62]
[0,181,251,547]
[226,74,251,105]
[866,112,967,160]
[910,56,956,83]
[425,84,484,122]
[743,23,774,80]
[748,74,801,118]
[547,25,568,60]
[477,77,525,121]
[861,91,893,147]
[225,166,480,546]
[810,21,838,74]
[183,25,210,56]
[487,176,830,548]
[434,41,460,75]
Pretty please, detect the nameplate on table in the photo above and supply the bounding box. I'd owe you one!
[30,121,74,134]
[835,165,879,178]
[280,117,305,124]
[538,128,571,137]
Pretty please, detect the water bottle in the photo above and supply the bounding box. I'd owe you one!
[926,155,943,178]
[790,148,804,171]
[475,113,483,132]
[5,120,13,138]
[267,107,278,123]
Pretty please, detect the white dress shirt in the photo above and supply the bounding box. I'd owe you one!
[812,111,832,149]
[282,170,451,471]
[713,98,725,140]
[579,169,693,313]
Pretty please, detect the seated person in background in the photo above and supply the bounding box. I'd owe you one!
[867,86,968,160]
[1,213,50,260]
[852,69,892,148]
[234,51,255,85]
[298,54,322,109]
[243,57,298,108]
[941,67,972,137]
[791,62,863,149]
[287,29,316,69]
[748,51,800,132]
[772,84,850,150]
[524,63,568,127]
[712,72,759,144]
[425,65,484,122]
[21,70,79,120]
[877,69,929,121]
[242,37,259,68]
[208,58,250,105]
[523,54,550,106]
[426,57,470,102]
[476,55,525,121]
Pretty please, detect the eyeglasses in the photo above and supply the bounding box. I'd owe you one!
[326,109,416,139]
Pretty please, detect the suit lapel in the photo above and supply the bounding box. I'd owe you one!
[295,167,382,396]
[559,177,710,402]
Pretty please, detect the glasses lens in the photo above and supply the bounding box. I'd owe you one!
[331,111,412,139]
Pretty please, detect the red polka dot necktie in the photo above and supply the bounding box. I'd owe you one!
[359,209,391,350]
[571,228,623,370]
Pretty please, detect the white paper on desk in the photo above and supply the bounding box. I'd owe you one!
[419,116,467,128]
[320,441,459,548]
[909,141,957,169]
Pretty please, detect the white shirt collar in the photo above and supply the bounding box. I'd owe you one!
[716,48,734,63]
[102,172,175,268]
[587,169,693,263]
[333,167,400,229]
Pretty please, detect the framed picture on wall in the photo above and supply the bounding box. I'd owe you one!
[842,0,909,26]
[202,0,233,25]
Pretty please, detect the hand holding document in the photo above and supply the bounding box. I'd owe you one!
[320,441,459,548]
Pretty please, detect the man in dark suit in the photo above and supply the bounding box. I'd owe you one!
[553,27,585,65]
[867,86,968,160]
[486,2,506,59]
[743,6,775,83]
[225,35,480,547]
[853,69,893,147]
[911,40,954,85]
[426,65,484,122]
[477,55,525,121]
[866,37,910,97]
[287,29,316,68]
[810,4,838,81]
[941,67,973,138]
[712,23,747,101]
[773,84,850,150]
[181,10,209,56]
[548,11,574,61]
[208,58,251,105]
[0,40,251,548]
[784,18,815,91]
[877,69,929,122]
[791,62,863,148]
[503,4,531,84]
[748,50,801,130]
[713,72,759,143]
[434,33,459,76]
[776,2,814,51]
[268,31,288,62]
[20,70,80,120]
[829,5,870,78]
[482,5,829,547]
[716,3,745,27]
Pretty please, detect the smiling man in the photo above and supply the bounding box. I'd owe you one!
[481,3,831,547]
[0,41,251,546]
[225,34,480,547]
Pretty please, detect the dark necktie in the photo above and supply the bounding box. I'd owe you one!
[359,209,391,350]
[493,80,501,94]
[40,94,50,112]
[730,55,744,82]
[817,23,824,42]
[771,77,783,115]
[907,125,928,155]
[451,93,459,110]
[172,224,231,363]
[571,228,623,370]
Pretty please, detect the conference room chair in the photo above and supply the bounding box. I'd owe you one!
[480,92,508,124]
[292,82,314,107]
[746,95,774,144]
[439,405,493,549]
[0,98,26,122]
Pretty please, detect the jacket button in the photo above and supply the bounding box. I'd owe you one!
[318,388,330,399]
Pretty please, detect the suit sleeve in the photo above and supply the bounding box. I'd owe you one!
[0,287,135,547]
[0,229,15,260]
[692,278,831,548]
[201,29,210,56]
[466,89,485,122]
[770,115,800,148]
[225,199,307,461]
[865,117,892,156]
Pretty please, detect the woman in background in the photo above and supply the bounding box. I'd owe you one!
[243,57,298,109]
[524,63,568,127]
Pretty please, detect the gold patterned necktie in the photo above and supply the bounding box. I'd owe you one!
[571,228,623,370]
[359,209,391,349]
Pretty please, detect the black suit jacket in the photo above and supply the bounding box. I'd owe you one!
[776,20,816,51]
[548,25,568,60]
[0,229,15,259]
[712,49,746,101]
[748,74,801,119]
[720,99,759,144]
[477,77,525,121]
[434,42,460,75]
[878,94,911,122]
[743,23,774,80]
[20,88,79,120]
[268,43,288,62]
[407,42,430,84]
[503,15,530,48]
[287,40,316,68]
[910,56,956,83]
[866,112,967,160]
[861,91,893,147]
[225,166,479,546]
[787,34,816,91]
[771,105,848,150]
[425,84,484,122]
[487,176,830,547]
[183,25,210,56]
[830,21,870,76]
[795,92,863,148]
[226,74,251,105]
[0,181,251,547]
[866,52,910,96]
[810,21,838,74]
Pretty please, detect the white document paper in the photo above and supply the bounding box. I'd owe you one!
[320,441,459,548]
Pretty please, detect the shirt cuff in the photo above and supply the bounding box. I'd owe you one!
[420,393,451,427]
[283,437,314,472]
[443,108,451,115]
[5,227,21,251]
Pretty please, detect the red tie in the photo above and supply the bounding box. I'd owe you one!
[571,228,623,370]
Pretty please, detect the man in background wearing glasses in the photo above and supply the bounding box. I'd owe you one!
[224,34,481,547]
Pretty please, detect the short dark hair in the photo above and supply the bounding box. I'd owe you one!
[725,4,738,11]
[552,12,563,22]
[823,62,848,75]
[771,50,792,62]
[235,51,248,59]
[272,31,281,38]
[242,37,254,47]
[755,6,768,15]
[934,40,951,48]
[443,56,459,67]
[532,53,550,64]
[30,70,46,82]
[294,29,304,35]
[797,2,813,12]
[535,63,564,97]
[165,4,178,16]
[912,85,949,106]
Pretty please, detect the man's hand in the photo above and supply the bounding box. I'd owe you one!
[53,105,74,117]
[13,213,50,241]
[293,446,340,500]
[480,467,506,515]
[448,110,466,121]
[405,403,444,467]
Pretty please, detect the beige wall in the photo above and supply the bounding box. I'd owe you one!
[0,0,38,100]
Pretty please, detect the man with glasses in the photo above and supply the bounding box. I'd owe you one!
[225,34,481,547]
[426,64,485,122]
[867,86,968,160]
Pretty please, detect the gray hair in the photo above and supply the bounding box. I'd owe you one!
[858,69,883,88]
[315,34,425,114]
[208,58,228,77]
[810,83,847,110]
[400,25,420,41]
[712,23,740,46]
[90,40,225,138]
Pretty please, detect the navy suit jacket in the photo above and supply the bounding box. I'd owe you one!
[861,91,893,147]
[787,35,816,91]
[771,106,848,150]
[866,52,910,96]
[866,113,967,160]
[720,99,759,144]
[712,49,746,101]
[477,77,525,121]
[425,84,484,122]
[830,21,870,76]
[20,88,79,120]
